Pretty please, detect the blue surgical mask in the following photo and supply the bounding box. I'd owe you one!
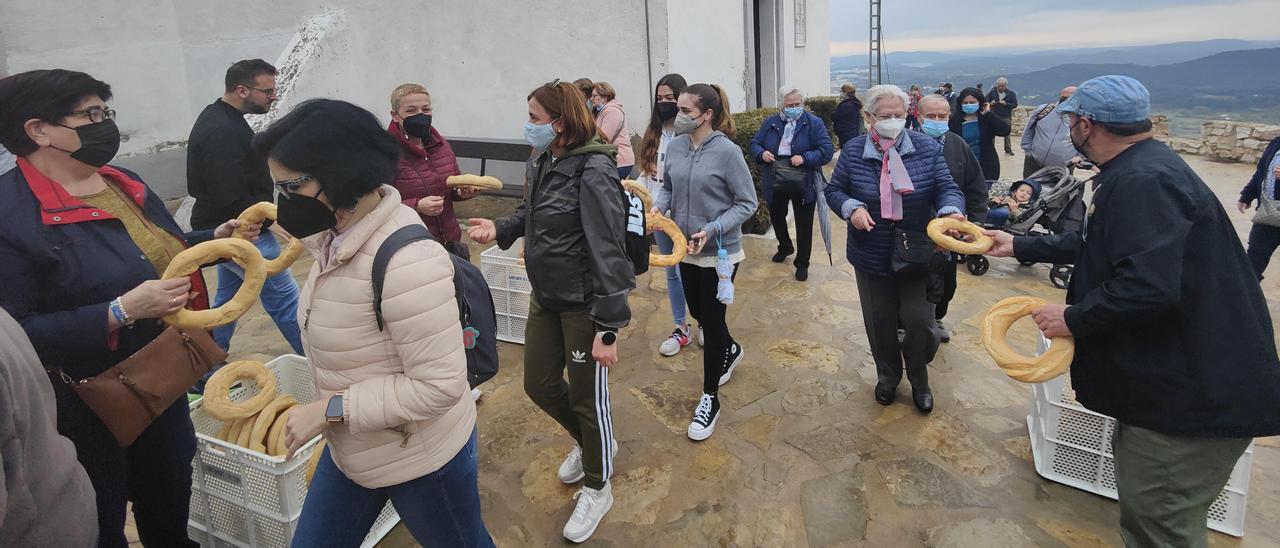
[783,106,803,120]
[921,119,949,138]
[961,103,980,115]
[523,120,557,151]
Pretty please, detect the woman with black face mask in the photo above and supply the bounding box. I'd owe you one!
[255,99,493,547]
[635,73,694,358]
[0,69,262,548]
[386,83,478,260]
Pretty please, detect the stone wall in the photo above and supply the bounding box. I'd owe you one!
[1007,105,1169,139]
[1169,121,1280,164]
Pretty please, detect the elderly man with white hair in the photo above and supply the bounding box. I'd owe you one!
[749,85,834,281]
[824,84,966,414]
[987,77,1019,155]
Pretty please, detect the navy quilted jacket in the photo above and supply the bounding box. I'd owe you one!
[825,131,965,274]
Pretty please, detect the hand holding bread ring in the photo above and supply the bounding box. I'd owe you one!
[446,174,503,192]
[927,216,993,254]
[982,296,1074,383]
[121,278,193,320]
[214,219,261,241]
[285,399,330,459]
[235,203,304,276]
[161,238,266,329]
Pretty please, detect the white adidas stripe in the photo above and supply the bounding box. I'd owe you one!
[595,362,615,480]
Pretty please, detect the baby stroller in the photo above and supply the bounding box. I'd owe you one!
[961,166,1087,289]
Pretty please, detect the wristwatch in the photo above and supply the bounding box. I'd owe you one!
[599,330,618,346]
[325,394,345,423]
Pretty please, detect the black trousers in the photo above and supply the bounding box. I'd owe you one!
[1247,222,1280,280]
[769,190,816,269]
[679,262,739,395]
[1004,134,1014,154]
[1024,156,1076,178]
[55,388,198,548]
[854,269,939,392]
[934,254,959,320]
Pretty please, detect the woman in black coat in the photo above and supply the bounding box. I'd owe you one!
[831,83,863,148]
[948,87,1010,181]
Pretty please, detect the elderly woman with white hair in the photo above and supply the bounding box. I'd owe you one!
[748,85,834,281]
[824,84,966,414]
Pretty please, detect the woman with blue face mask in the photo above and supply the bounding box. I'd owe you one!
[748,85,834,281]
[948,87,1010,181]
[468,80,634,544]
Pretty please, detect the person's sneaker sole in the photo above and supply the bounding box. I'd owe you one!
[564,496,614,543]
[687,415,719,441]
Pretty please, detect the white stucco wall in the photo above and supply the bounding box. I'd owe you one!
[780,0,832,99]
[665,0,751,113]
[0,0,827,198]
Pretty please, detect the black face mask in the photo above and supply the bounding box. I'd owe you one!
[402,113,433,139]
[54,119,121,168]
[276,189,337,238]
[656,101,679,121]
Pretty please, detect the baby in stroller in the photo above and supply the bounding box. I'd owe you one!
[986,180,1035,228]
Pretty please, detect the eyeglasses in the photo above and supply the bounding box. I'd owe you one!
[69,107,116,124]
[273,174,314,197]
[247,86,277,97]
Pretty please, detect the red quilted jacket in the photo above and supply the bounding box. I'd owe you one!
[387,122,464,243]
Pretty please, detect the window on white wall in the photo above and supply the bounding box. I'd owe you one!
[793,0,806,47]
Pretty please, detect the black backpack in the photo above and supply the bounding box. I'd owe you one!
[574,154,649,276]
[372,224,498,388]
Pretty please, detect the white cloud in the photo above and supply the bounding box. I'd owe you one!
[830,0,1280,56]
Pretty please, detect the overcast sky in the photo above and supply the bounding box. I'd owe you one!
[829,0,1280,56]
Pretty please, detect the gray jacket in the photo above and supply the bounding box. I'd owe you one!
[1021,102,1079,168]
[655,132,758,257]
[0,308,97,547]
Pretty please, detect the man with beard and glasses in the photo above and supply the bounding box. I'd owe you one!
[186,59,304,376]
[984,75,1280,547]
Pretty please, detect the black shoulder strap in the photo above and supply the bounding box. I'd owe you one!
[373,224,435,331]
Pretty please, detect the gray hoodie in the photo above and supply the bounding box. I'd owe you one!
[654,131,758,258]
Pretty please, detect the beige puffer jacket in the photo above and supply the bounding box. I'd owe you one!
[297,185,475,488]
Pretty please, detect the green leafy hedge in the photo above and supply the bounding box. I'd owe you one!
[729,96,841,234]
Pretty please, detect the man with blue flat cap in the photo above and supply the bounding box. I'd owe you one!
[985,75,1280,547]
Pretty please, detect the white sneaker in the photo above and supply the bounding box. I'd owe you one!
[658,327,691,357]
[557,439,618,484]
[697,325,705,347]
[471,387,482,401]
[563,482,614,543]
[686,394,720,441]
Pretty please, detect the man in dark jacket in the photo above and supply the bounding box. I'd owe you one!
[985,75,1280,547]
[918,94,987,342]
[186,59,303,359]
[987,77,1018,156]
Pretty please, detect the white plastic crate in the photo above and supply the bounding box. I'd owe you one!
[1026,337,1252,537]
[480,240,530,344]
[188,355,399,548]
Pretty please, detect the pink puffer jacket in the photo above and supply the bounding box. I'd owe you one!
[297,185,475,488]
[596,100,634,168]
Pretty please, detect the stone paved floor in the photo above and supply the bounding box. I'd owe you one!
[159,149,1280,547]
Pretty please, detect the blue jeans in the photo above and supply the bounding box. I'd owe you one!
[292,429,494,548]
[211,232,304,354]
[654,230,686,328]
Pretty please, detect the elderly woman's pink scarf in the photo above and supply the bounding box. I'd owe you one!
[869,131,914,221]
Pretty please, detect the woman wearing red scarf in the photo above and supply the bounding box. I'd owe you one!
[824,84,966,415]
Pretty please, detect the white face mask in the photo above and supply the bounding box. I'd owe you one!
[873,117,907,139]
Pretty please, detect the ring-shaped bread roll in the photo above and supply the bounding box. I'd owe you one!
[234,202,305,276]
[981,296,1074,383]
[621,179,653,213]
[224,418,249,446]
[217,419,238,443]
[647,214,687,268]
[927,217,994,254]
[161,238,267,330]
[201,361,278,421]
[446,174,503,191]
[268,407,294,457]
[247,394,297,454]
